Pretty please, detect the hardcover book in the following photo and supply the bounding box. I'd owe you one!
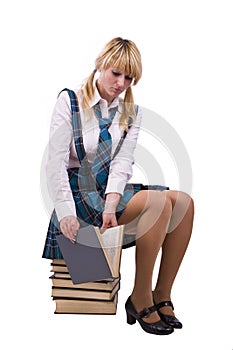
[54,294,118,314]
[56,225,123,284]
[50,273,120,291]
[51,282,120,301]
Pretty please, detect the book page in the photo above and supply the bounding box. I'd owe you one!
[95,226,124,277]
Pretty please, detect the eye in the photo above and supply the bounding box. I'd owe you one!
[125,75,133,81]
[112,70,133,81]
[112,70,121,76]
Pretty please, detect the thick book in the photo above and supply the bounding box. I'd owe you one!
[50,274,120,291]
[51,261,117,280]
[54,294,118,314]
[53,259,67,265]
[52,271,72,279]
[56,225,123,284]
[51,264,69,273]
[51,281,120,301]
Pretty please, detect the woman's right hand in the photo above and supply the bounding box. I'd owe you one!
[60,216,80,243]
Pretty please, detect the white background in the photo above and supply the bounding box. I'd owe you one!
[1,0,232,349]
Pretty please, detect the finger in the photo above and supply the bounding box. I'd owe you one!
[65,230,75,243]
[67,220,77,238]
[111,218,118,227]
[61,222,76,243]
[100,222,109,233]
[71,220,80,242]
[72,218,80,230]
[60,222,69,237]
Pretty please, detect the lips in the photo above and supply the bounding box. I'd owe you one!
[113,88,122,94]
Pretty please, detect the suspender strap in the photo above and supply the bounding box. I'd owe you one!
[59,88,86,163]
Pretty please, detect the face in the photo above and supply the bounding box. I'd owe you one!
[97,67,133,103]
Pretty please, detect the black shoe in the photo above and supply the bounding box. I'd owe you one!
[156,301,183,329]
[125,297,174,335]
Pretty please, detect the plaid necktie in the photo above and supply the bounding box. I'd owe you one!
[92,103,118,188]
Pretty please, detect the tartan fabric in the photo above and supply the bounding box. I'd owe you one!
[62,88,86,163]
[91,104,117,189]
[42,89,169,259]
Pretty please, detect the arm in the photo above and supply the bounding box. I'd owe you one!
[46,91,79,241]
[105,106,142,196]
[101,107,142,229]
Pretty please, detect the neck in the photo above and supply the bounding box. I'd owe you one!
[96,80,114,105]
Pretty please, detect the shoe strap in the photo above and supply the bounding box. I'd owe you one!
[135,305,157,320]
[156,301,174,310]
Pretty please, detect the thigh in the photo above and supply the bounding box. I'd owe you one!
[118,190,146,226]
[118,189,167,226]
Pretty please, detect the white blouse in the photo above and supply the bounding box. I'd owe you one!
[46,85,142,221]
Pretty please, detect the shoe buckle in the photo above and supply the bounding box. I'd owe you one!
[142,308,151,318]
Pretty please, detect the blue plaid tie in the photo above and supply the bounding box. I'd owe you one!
[92,103,118,188]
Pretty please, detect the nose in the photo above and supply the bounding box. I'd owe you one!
[116,75,125,88]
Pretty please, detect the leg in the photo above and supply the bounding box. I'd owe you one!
[118,190,173,323]
[153,190,194,316]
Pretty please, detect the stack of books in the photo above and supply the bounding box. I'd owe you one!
[50,259,120,314]
[49,225,124,314]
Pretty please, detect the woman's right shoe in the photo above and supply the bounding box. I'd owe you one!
[125,297,174,335]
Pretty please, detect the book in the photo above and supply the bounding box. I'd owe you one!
[53,259,66,265]
[51,281,120,300]
[56,225,123,284]
[52,271,72,279]
[51,264,69,273]
[49,262,120,314]
[54,294,118,314]
[50,274,120,291]
[51,263,118,283]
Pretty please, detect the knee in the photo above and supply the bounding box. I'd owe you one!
[145,190,173,218]
[179,191,194,214]
[168,190,194,223]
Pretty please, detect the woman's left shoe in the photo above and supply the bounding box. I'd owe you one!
[125,297,174,335]
[156,301,183,329]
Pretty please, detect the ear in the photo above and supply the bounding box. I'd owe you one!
[98,70,104,81]
[95,65,102,73]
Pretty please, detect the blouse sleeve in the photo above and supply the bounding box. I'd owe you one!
[105,106,142,195]
[46,91,77,221]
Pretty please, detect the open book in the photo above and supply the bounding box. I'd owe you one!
[56,225,123,284]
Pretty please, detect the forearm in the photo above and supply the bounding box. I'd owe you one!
[104,192,121,213]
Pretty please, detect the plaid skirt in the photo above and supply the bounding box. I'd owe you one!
[42,169,169,259]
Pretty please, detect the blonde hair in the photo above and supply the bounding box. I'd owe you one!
[80,37,142,130]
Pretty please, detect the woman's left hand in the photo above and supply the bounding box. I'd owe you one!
[101,212,118,231]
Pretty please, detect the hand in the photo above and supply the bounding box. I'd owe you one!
[101,212,118,232]
[60,216,80,243]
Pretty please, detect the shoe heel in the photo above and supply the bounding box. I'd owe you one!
[126,312,136,325]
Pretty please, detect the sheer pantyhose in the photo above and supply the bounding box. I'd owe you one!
[118,190,194,323]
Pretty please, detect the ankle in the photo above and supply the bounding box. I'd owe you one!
[152,290,175,317]
[130,291,154,310]
[153,289,171,304]
[129,292,161,324]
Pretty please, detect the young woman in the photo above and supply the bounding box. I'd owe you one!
[43,37,194,335]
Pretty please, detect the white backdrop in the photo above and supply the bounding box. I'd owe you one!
[1,0,232,349]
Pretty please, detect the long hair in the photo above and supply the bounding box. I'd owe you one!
[80,37,142,130]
